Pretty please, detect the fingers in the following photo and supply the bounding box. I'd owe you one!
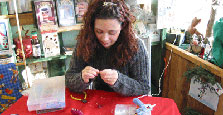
[100,69,118,85]
[81,67,118,85]
[99,69,109,78]
[82,66,99,83]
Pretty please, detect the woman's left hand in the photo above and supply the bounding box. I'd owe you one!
[100,69,118,85]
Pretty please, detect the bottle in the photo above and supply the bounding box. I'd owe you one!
[32,39,41,58]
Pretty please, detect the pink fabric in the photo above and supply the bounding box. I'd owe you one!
[2,89,181,115]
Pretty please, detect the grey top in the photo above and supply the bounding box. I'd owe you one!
[65,38,150,96]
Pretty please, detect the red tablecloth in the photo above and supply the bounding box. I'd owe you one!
[2,89,181,115]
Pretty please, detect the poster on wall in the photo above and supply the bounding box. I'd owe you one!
[157,0,176,29]
[173,0,211,34]
[157,0,211,34]
[188,77,223,111]
[34,0,58,34]
[56,0,76,27]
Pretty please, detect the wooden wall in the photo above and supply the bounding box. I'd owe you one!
[162,43,223,115]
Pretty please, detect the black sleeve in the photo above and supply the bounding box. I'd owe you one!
[111,39,151,96]
[65,47,90,93]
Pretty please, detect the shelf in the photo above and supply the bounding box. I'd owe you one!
[15,54,72,66]
[26,54,72,64]
[7,12,80,65]
[16,62,25,66]
[151,41,160,46]
[58,24,83,33]
[0,15,15,19]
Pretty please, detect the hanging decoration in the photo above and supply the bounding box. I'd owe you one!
[184,66,223,111]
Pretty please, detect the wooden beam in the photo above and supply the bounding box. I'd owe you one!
[166,42,223,78]
[9,13,35,26]
[15,62,25,66]
[57,24,83,33]
[0,15,15,19]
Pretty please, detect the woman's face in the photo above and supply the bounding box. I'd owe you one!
[94,19,121,49]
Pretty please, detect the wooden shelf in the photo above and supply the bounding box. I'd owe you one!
[166,42,223,78]
[9,13,35,26]
[16,62,25,66]
[0,15,15,19]
[58,24,83,33]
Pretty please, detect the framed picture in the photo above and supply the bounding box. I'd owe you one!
[34,0,58,34]
[56,0,76,27]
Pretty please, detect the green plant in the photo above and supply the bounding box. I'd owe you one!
[183,66,216,85]
[183,107,202,115]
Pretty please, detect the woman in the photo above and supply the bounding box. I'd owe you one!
[65,0,150,96]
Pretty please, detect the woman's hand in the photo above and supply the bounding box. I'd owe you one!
[82,66,99,83]
[100,69,118,85]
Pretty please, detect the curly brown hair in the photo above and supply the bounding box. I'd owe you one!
[76,0,138,67]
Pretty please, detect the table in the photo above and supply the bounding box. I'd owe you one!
[2,88,181,115]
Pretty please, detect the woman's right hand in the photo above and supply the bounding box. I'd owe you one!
[81,66,99,83]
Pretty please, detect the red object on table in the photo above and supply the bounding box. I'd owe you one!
[2,88,181,115]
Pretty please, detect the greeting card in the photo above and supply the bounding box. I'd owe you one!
[56,0,76,26]
[34,0,58,34]
[41,32,60,58]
